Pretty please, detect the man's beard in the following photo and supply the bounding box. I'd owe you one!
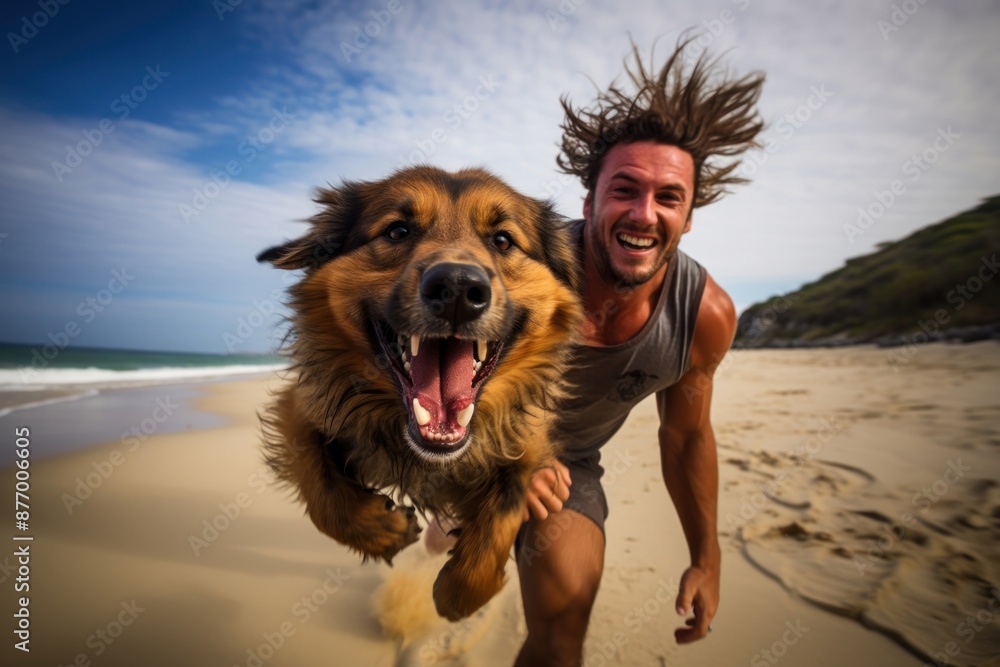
[589,224,677,290]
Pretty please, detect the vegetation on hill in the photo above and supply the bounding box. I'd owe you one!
[735,195,1000,347]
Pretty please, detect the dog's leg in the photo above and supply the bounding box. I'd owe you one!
[303,463,422,565]
[262,390,421,564]
[432,464,530,620]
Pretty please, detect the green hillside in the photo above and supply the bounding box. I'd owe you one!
[735,195,1000,347]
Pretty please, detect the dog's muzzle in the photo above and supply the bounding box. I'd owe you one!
[373,260,514,460]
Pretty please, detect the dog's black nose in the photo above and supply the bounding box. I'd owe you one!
[420,263,491,325]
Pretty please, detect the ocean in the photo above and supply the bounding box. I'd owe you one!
[0,343,288,464]
[0,343,286,394]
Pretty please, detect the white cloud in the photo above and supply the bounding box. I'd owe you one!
[230,0,1000,287]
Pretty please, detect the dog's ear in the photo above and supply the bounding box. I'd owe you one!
[255,230,344,270]
[536,200,582,293]
[257,182,368,271]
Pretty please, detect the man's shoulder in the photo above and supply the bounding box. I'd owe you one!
[689,271,736,372]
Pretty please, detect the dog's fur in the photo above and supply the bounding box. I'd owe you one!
[257,166,582,620]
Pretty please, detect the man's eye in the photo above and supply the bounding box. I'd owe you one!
[492,232,514,252]
[384,223,410,242]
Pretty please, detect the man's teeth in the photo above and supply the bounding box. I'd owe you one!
[412,398,432,426]
[618,233,654,248]
[456,404,474,427]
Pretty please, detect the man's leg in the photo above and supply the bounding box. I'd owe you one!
[514,508,605,666]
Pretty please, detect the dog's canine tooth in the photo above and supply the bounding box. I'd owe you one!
[413,398,431,426]
[456,404,475,427]
[410,335,420,358]
[476,339,488,362]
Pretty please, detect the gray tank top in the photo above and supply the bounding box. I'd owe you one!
[555,220,707,460]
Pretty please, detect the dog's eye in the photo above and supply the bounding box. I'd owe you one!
[492,232,514,252]
[384,223,411,243]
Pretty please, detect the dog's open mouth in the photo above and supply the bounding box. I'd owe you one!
[372,323,505,457]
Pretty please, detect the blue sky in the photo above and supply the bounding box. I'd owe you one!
[1,0,997,354]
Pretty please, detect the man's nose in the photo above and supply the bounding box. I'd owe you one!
[629,192,656,224]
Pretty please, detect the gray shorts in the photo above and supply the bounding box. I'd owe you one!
[515,453,609,553]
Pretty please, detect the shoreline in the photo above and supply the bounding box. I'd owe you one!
[0,369,286,465]
[3,343,996,665]
[0,366,288,411]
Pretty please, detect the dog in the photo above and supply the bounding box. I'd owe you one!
[257,166,582,620]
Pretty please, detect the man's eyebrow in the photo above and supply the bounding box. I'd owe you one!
[608,172,641,185]
[607,172,689,198]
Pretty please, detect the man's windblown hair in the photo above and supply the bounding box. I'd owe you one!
[558,33,766,209]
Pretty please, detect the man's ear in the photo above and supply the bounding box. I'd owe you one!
[256,181,367,271]
[682,207,693,234]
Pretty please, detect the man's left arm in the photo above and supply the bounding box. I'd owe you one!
[655,272,736,644]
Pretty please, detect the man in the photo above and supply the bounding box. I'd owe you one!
[513,36,764,665]
[429,36,764,665]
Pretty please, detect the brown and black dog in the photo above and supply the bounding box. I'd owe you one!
[257,166,582,620]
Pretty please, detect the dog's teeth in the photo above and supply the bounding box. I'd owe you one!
[404,361,411,373]
[476,339,487,362]
[456,404,475,427]
[473,361,482,373]
[412,398,431,426]
[410,335,420,357]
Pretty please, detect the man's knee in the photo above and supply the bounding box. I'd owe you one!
[516,511,604,665]
[520,587,595,664]
[518,511,604,618]
[561,557,602,610]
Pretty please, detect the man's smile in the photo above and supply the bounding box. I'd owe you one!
[616,232,658,251]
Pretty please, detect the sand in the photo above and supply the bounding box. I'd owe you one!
[1,342,998,666]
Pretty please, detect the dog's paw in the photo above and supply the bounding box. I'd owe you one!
[359,496,421,565]
[305,488,421,564]
[432,557,505,621]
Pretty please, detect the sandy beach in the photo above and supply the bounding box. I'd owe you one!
[1,342,998,666]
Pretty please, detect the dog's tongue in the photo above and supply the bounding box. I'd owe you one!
[410,338,475,425]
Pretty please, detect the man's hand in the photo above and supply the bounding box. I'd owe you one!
[674,563,720,643]
[427,462,571,554]
[522,461,572,521]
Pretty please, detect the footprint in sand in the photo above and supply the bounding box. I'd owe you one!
[735,457,1000,667]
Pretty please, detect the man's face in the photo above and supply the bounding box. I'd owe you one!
[583,141,695,289]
